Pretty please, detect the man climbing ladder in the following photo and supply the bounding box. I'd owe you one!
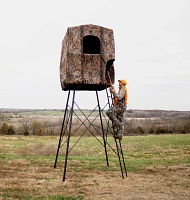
[106,79,128,140]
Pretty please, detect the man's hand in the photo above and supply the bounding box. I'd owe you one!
[109,86,115,93]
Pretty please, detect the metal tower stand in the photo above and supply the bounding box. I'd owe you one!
[54,89,127,181]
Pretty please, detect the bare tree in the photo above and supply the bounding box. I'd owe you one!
[30,120,42,135]
[18,117,31,135]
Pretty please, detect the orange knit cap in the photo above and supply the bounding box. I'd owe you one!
[118,79,127,85]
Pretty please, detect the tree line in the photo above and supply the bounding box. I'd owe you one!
[0,118,62,136]
[0,116,190,136]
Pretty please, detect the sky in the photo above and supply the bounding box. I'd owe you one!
[0,0,190,111]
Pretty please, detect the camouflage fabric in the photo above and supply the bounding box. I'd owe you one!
[106,102,127,140]
[60,24,115,91]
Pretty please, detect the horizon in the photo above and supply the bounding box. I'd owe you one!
[0,108,190,112]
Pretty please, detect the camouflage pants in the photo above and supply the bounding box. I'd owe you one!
[106,103,127,135]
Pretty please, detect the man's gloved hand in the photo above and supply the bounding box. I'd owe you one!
[109,86,115,93]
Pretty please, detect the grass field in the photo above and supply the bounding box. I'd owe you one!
[15,110,101,117]
[0,134,190,200]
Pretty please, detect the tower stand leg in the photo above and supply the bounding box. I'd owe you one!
[115,139,124,178]
[119,140,128,177]
[54,89,127,181]
[106,88,127,178]
[63,90,75,181]
[96,91,109,167]
[54,91,71,168]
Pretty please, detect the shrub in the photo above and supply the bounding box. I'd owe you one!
[0,123,9,135]
[23,129,29,136]
[31,120,43,135]
[169,130,173,134]
[136,126,144,134]
[148,127,154,134]
[8,126,15,135]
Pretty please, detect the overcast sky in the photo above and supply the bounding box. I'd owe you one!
[0,0,190,111]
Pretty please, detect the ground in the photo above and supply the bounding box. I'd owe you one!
[0,134,189,200]
[0,161,189,200]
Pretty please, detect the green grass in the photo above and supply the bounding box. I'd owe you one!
[1,192,84,200]
[0,134,189,171]
[18,110,64,116]
[34,195,84,200]
[17,109,101,117]
[0,134,189,199]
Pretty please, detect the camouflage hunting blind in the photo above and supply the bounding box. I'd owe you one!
[60,24,115,91]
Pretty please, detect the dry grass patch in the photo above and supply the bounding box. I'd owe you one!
[18,143,57,157]
[0,134,190,200]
